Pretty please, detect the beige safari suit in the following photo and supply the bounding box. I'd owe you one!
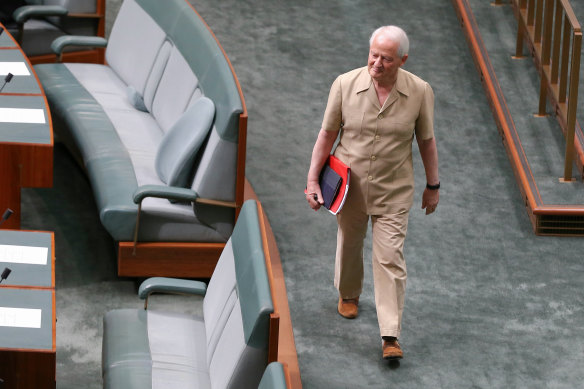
[322,66,434,338]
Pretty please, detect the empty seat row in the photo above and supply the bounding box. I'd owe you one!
[34,0,248,277]
[102,200,287,388]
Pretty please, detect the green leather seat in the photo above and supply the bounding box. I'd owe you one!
[102,200,275,389]
[34,0,245,245]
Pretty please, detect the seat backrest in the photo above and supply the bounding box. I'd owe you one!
[203,200,274,389]
[106,0,245,236]
[106,0,243,197]
[258,363,288,389]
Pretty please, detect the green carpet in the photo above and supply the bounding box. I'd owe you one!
[18,0,584,387]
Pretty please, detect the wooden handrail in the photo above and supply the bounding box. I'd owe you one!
[561,0,581,28]
[453,0,584,236]
[512,0,583,181]
[564,30,581,179]
[257,201,280,364]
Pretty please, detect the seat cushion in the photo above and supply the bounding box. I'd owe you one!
[155,97,215,188]
[34,63,230,242]
[127,86,148,112]
[102,309,151,369]
[148,311,210,389]
[102,308,211,389]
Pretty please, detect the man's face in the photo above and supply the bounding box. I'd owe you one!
[367,34,408,84]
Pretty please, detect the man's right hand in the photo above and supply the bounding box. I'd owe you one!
[306,128,339,211]
[306,182,324,211]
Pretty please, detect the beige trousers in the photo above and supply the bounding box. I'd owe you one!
[334,204,410,339]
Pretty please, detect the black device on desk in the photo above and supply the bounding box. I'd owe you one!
[0,267,11,284]
[0,209,13,226]
[0,209,14,284]
[0,73,13,93]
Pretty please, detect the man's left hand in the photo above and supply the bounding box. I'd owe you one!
[421,188,439,215]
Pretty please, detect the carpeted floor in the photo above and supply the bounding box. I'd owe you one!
[18,0,584,387]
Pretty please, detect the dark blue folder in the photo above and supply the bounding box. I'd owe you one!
[319,164,342,210]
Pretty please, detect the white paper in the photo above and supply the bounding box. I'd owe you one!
[0,62,30,76]
[0,307,42,328]
[0,108,46,124]
[0,244,48,265]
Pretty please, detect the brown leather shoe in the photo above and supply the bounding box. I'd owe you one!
[337,296,359,319]
[382,339,403,360]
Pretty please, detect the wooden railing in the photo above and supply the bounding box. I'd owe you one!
[512,0,582,181]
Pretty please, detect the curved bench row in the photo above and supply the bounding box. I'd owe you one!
[102,200,289,389]
[34,0,248,277]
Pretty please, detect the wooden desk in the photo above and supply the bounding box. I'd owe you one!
[0,288,56,389]
[0,230,55,389]
[0,230,54,288]
[0,25,53,230]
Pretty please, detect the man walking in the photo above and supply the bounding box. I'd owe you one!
[306,25,440,359]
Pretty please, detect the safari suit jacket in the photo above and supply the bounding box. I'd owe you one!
[322,66,434,214]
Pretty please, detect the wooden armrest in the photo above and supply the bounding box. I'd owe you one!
[131,185,238,254]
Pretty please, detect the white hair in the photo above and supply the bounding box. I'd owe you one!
[369,26,409,58]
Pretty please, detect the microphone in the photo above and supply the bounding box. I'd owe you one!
[0,73,13,93]
[0,267,11,284]
[0,209,13,226]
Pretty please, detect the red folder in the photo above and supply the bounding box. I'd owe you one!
[306,155,350,215]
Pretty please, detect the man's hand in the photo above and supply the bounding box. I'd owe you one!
[417,136,439,215]
[306,129,339,211]
[421,188,439,215]
[306,180,324,211]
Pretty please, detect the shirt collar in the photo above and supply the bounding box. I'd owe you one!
[355,67,410,97]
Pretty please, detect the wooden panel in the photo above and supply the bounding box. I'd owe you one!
[0,350,56,389]
[0,288,56,389]
[257,201,281,364]
[27,49,105,66]
[0,23,54,229]
[0,146,21,230]
[15,144,53,188]
[0,143,53,230]
[117,242,225,278]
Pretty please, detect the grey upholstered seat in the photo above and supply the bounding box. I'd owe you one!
[34,0,245,247]
[101,200,275,389]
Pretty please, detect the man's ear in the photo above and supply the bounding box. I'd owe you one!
[400,54,408,67]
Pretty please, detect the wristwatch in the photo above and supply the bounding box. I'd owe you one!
[426,182,440,190]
